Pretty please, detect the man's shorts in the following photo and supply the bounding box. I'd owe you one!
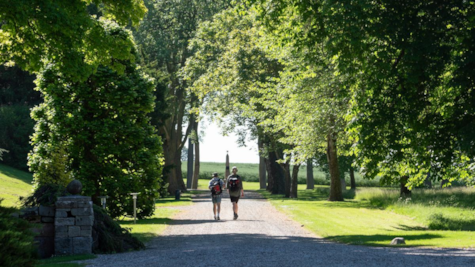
[230,196,240,203]
[211,194,222,204]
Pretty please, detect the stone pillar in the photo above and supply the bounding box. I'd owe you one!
[54,196,94,255]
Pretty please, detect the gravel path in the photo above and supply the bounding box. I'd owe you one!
[82,190,475,267]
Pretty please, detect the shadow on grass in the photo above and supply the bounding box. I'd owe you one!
[394,224,428,231]
[119,217,171,225]
[155,198,191,205]
[119,217,262,226]
[426,214,475,231]
[326,233,443,247]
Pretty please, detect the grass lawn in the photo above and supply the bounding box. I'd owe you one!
[35,254,96,267]
[118,191,197,243]
[0,164,34,207]
[260,187,475,248]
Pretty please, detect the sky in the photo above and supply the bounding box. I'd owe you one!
[198,120,259,164]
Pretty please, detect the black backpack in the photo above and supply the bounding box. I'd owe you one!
[228,177,240,192]
[210,179,222,195]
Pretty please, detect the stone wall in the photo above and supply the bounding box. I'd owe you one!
[16,206,56,258]
[54,196,94,255]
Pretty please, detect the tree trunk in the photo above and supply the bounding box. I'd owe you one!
[163,139,178,195]
[340,178,346,192]
[258,137,266,190]
[268,151,285,194]
[400,176,411,197]
[192,123,200,189]
[424,173,432,188]
[282,161,291,198]
[265,157,273,192]
[306,159,314,190]
[327,133,343,201]
[291,164,300,198]
[349,165,356,189]
[277,150,291,198]
[186,138,193,189]
[174,151,186,191]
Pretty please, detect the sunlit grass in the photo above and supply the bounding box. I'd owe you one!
[260,187,475,248]
[355,187,475,231]
[0,164,33,207]
[118,205,178,243]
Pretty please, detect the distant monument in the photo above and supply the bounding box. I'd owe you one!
[225,151,230,183]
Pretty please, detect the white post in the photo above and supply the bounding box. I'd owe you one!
[129,193,140,224]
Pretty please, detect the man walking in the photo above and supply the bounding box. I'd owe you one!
[209,172,224,220]
[227,166,244,220]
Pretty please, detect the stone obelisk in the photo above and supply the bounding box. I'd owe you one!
[225,151,230,184]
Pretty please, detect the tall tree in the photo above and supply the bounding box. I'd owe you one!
[133,0,230,193]
[29,23,164,218]
[255,0,475,188]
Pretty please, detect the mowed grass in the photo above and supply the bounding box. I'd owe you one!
[117,191,196,243]
[0,163,33,207]
[260,187,475,248]
[36,254,95,267]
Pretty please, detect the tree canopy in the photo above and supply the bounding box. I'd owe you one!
[0,0,146,81]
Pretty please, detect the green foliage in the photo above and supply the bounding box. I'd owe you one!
[132,0,231,193]
[28,145,72,188]
[0,0,145,81]
[92,204,145,253]
[0,199,37,267]
[253,0,475,187]
[0,105,35,171]
[0,148,7,161]
[0,65,39,105]
[21,184,69,207]
[0,65,40,170]
[28,24,164,218]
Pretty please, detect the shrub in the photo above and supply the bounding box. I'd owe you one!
[28,22,164,219]
[92,205,145,253]
[21,184,69,207]
[0,199,37,267]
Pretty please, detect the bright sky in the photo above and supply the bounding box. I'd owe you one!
[198,120,259,164]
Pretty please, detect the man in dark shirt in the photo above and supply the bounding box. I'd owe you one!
[227,166,244,220]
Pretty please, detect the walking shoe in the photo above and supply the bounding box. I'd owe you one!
[214,215,217,220]
[217,216,220,220]
[233,213,238,220]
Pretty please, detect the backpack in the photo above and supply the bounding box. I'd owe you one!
[210,179,222,195]
[228,177,240,192]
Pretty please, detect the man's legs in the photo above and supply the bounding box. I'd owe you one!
[231,197,239,220]
[217,203,221,220]
[232,202,238,214]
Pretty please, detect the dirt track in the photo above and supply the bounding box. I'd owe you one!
[82,190,475,267]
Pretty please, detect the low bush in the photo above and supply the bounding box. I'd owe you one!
[92,205,145,253]
[21,184,69,207]
[0,199,37,267]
